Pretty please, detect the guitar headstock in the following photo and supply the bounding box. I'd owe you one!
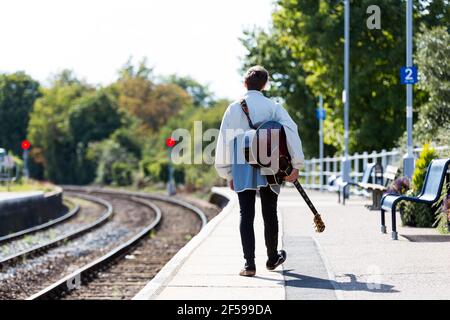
[314,214,326,233]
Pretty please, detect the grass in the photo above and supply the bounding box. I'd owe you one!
[109,184,215,202]
[103,183,216,204]
[62,198,75,211]
[187,190,213,201]
[0,180,55,193]
[101,183,165,195]
[437,215,450,235]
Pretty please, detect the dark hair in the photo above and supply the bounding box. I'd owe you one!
[244,65,269,91]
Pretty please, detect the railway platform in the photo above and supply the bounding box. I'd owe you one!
[0,191,43,203]
[134,187,450,300]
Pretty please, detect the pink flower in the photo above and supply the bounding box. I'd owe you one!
[385,177,410,196]
[443,195,450,218]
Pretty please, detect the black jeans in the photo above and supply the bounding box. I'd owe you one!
[237,186,279,263]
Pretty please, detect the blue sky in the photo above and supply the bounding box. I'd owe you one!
[0,0,274,99]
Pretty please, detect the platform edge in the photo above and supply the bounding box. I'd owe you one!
[132,187,237,300]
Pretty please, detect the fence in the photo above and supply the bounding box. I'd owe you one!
[0,152,18,186]
[300,145,450,190]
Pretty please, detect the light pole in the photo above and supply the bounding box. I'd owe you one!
[403,0,415,179]
[166,137,176,196]
[23,149,29,179]
[318,95,325,192]
[167,148,176,196]
[21,140,31,180]
[342,0,351,184]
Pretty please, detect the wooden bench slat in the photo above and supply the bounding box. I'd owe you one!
[358,183,387,191]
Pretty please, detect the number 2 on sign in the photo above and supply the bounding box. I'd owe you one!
[401,66,418,85]
[405,68,413,81]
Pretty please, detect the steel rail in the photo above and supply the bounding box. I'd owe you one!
[27,197,162,300]
[64,186,208,228]
[26,187,208,300]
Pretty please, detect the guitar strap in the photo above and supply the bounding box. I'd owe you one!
[240,99,257,130]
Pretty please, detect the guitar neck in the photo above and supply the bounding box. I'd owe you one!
[293,180,320,216]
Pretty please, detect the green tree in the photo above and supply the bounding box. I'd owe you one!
[115,60,191,132]
[0,72,40,155]
[28,71,122,184]
[69,91,122,146]
[88,139,138,186]
[28,70,91,183]
[182,99,228,190]
[118,57,154,80]
[141,99,229,190]
[414,26,450,142]
[163,74,215,107]
[241,0,449,157]
[241,28,321,156]
[68,91,123,184]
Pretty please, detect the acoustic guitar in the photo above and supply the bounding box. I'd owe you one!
[240,99,325,233]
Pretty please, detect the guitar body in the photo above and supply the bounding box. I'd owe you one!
[243,121,292,185]
[242,120,326,233]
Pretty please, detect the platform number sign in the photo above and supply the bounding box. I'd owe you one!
[400,66,418,85]
[316,108,326,121]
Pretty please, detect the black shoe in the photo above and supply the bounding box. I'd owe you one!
[239,261,256,277]
[266,250,287,271]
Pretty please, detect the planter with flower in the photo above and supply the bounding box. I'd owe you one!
[435,186,450,234]
[384,144,441,228]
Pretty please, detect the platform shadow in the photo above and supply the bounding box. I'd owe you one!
[255,270,398,294]
[401,234,450,243]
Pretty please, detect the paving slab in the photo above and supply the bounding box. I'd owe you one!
[135,187,450,300]
[279,187,450,300]
[135,188,286,300]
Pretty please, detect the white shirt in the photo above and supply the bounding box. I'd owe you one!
[215,90,305,181]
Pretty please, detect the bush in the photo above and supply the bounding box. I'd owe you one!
[435,183,450,234]
[184,165,220,192]
[141,157,185,189]
[143,159,164,182]
[412,144,438,192]
[401,189,436,227]
[88,139,138,185]
[414,27,450,140]
[396,27,449,164]
[111,162,134,186]
[400,144,438,227]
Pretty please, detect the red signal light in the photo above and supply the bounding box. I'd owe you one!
[21,140,31,150]
[166,137,176,148]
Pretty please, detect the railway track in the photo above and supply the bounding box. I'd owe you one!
[0,187,210,300]
[0,191,156,299]
[28,196,162,300]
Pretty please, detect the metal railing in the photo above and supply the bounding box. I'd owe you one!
[300,145,450,190]
[0,155,18,190]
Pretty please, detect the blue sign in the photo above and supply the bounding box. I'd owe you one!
[400,66,418,85]
[316,108,326,121]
